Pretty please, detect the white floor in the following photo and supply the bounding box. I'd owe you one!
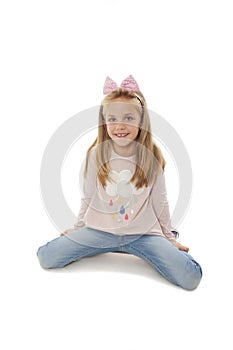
[23,244,228,350]
[1,218,232,350]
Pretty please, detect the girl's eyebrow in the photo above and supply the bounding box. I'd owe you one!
[107,113,134,117]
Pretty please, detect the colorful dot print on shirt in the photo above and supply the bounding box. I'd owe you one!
[105,170,145,222]
[120,205,125,215]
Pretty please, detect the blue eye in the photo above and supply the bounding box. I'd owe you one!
[107,116,134,123]
[108,117,116,122]
[125,116,133,121]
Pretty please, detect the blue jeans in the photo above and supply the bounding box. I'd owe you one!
[37,227,202,290]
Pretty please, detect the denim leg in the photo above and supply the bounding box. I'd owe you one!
[122,235,202,290]
[37,227,121,269]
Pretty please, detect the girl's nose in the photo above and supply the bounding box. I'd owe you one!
[115,122,126,130]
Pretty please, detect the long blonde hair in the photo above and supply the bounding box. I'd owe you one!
[84,88,166,189]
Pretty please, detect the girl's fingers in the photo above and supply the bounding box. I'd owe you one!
[174,241,189,252]
[180,245,189,252]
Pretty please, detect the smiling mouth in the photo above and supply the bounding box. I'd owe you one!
[114,133,129,138]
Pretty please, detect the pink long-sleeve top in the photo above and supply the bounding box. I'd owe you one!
[74,145,177,242]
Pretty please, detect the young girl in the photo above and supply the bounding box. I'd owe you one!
[37,75,202,290]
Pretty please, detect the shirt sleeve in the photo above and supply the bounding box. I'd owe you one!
[73,147,97,229]
[151,169,177,242]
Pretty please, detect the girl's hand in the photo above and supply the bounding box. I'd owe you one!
[172,241,189,252]
[60,228,77,236]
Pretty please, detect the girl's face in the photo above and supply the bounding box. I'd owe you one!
[103,100,141,148]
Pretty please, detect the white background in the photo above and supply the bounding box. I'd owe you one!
[1,0,232,349]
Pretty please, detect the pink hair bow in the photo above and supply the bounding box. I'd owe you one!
[103,75,140,94]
